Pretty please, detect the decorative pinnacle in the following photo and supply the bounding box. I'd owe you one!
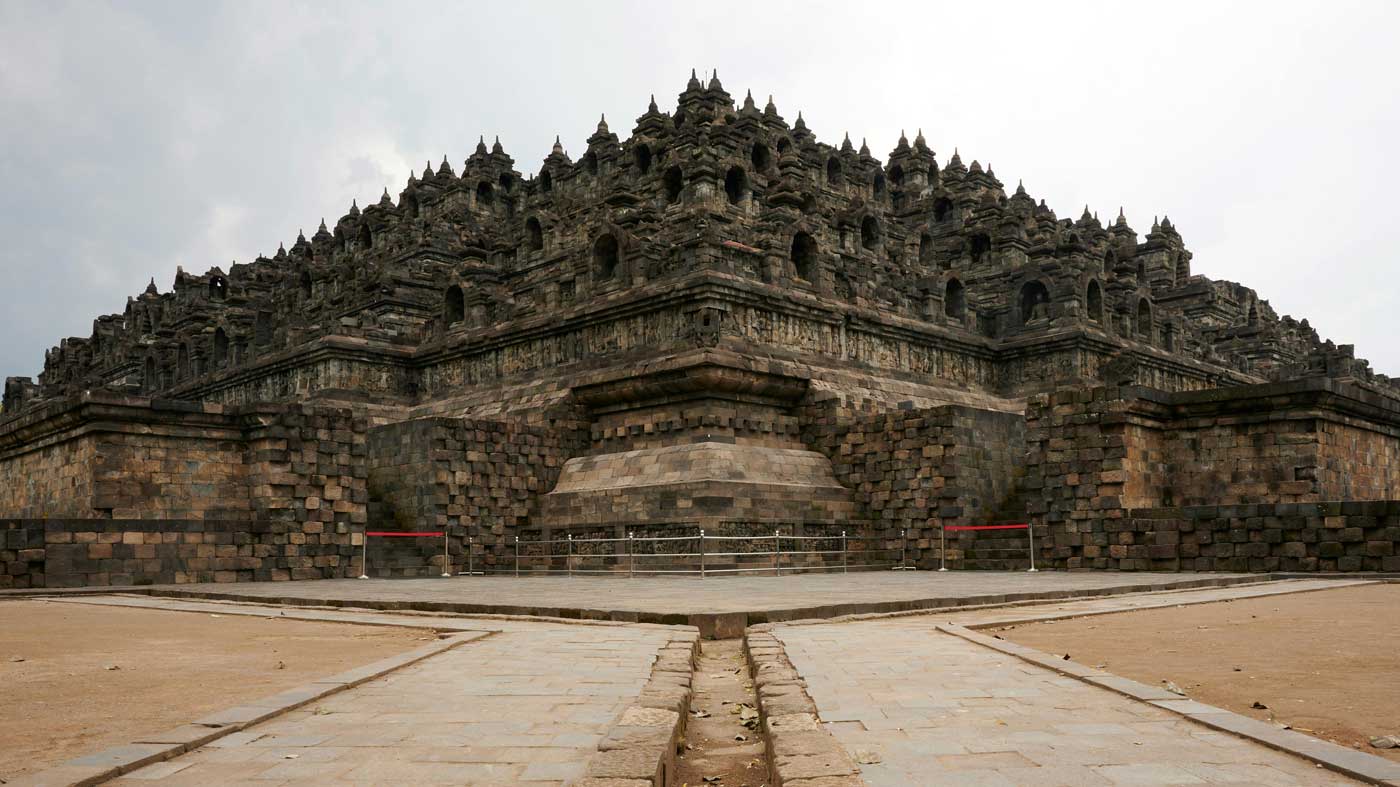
[765,94,777,115]
[708,69,722,90]
[597,114,609,134]
[552,135,563,154]
[145,277,158,295]
[859,137,870,156]
[648,93,658,113]
[687,68,701,90]
[318,218,328,232]
[742,89,756,111]
[475,135,488,155]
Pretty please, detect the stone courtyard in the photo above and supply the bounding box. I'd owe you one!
[5,575,1400,785]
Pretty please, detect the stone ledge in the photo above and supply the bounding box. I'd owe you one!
[744,629,866,787]
[579,630,700,786]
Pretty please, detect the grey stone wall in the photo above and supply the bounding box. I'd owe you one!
[801,402,1026,567]
[0,518,364,588]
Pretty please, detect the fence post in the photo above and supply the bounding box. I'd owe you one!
[699,529,706,579]
[467,535,473,577]
[359,529,369,580]
[628,532,634,578]
[567,534,573,578]
[774,530,782,575]
[514,535,520,578]
[442,531,451,578]
[939,525,947,571]
[842,531,848,574]
[1027,523,1038,572]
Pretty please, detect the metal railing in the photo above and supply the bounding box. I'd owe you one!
[495,528,903,577]
[938,523,1038,572]
[437,523,1044,577]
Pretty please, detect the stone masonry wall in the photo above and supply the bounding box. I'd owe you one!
[0,436,100,518]
[92,431,250,519]
[1318,421,1400,501]
[1027,381,1400,570]
[802,402,1026,567]
[0,397,371,588]
[1,518,364,589]
[1047,502,1400,572]
[365,414,588,573]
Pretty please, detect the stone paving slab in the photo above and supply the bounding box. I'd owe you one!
[105,621,680,786]
[773,617,1362,786]
[48,571,1285,636]
[924,577,1378,629]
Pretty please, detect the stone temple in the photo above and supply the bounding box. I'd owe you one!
[3,71,1398,587]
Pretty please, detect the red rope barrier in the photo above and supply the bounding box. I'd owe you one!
[365,531,445,537]
[944,524,1029,531]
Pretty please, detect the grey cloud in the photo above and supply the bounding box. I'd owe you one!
[1,0,1397,379]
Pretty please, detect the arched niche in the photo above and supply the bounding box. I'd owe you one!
[594,234,621,280]
[791,231,817,281]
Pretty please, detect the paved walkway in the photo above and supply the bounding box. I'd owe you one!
[103,619,674,785]
[138,571,1260,618]
[775,617,1360,786]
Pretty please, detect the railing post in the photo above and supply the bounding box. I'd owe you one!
[514,535,520,578]
[628,532,634,578]
[442,531,451,578]
[842,531,848,574]
[774,530,782,575]
[359,529,369,580]
[467,535,474,577]
[939,525,947,571]
[567,534,573,578]
[1027,523,1038,573]
[699,529,706,579]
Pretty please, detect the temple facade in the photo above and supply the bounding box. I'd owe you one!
[3,72,1397,587]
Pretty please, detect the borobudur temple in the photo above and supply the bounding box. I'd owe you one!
[4,71,1398,587]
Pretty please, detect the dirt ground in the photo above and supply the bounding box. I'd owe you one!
[0,599,432,779]
[996,583,1400,761]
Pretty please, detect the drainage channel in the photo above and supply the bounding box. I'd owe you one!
[675,638,771,786]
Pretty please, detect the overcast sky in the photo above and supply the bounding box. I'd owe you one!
[2,1,1397,380]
